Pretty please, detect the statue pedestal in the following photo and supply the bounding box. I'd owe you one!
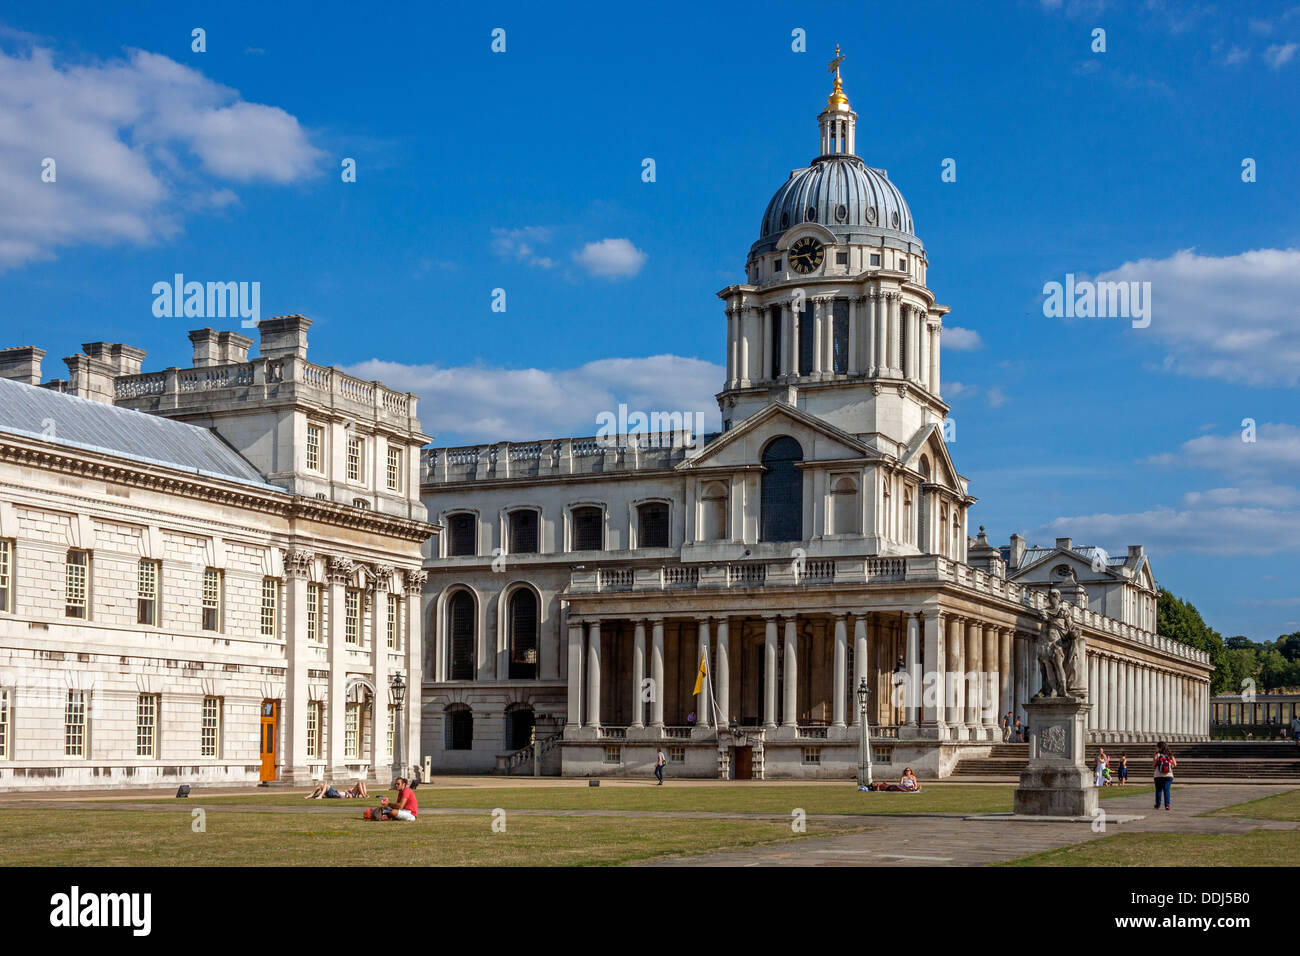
[1015,697,1097,817]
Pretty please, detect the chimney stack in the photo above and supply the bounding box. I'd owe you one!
[1008,532,1026,569]
[1055,537,1073,552]
[257,314,312,361]
[82,342,146,376]
[189,328,254,367]
[0,346,45,385]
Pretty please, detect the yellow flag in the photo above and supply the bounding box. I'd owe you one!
[692,651,708,695]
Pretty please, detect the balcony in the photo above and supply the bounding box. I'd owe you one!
[422,434,697,485]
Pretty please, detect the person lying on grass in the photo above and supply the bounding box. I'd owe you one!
[305,780,367,799]
[868,768,921,791]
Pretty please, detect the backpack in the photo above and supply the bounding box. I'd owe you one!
[1156,753,1172,775]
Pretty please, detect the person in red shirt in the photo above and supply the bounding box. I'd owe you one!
[381,777,419,821]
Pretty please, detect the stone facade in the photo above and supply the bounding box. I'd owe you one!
[0,321,433,791]
[416,62,1215,779]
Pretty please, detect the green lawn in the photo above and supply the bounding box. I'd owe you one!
[999,830,1300,867]
[0,808,869,866]
[133,782,1147,816]
[1204,788,1300,822]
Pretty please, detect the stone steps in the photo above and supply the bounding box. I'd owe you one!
[953,740,1300,778]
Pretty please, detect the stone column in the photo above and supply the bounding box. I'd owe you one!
[368,573,389,775]
[764,616,778,729]
[812,299,824,376]
[832,614,848,728]
[851,614,868,727]
[631,620,646,729]
[716,617,730,728]
[402,571,423,770]
[982,623,998,735]
[947,616,964,739]
[739,310,752,386]
[873,294,885,372]
[783,616,798,728]
[888,294,901,374]
[283,552,311,782]
[650,619,665,728]
[327,558,352,775]
[567,621,584,728]
[585,619,601,729]
[1096,656,1109,737]
[964,619,980,734]
[998,627,1013,724]
[1086,655,1098,731]
[905,612,921,727]
[696,617,712,729]
[726,309,737,386]
[922,610,945,735]
[1013,632,1029,721]
[761,308,772,382]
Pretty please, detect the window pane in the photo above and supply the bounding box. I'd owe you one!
[761,437,804,542]
[509,510,539,553]
[508,589,538,680]
[638,503,669,548]
[573,508,602,551]
[448,514,476,556]
[450,591,476,680]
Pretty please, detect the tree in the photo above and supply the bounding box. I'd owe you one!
[1157,589,1231,693]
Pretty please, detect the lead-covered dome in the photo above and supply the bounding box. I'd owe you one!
[758,156,916,245]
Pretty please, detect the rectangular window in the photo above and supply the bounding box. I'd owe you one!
[832,298,850,374]
[344,589,361,645]
[202,568,222,631]
[774,258,782,274]
[346,435,363,482]
[668,745,685,763]
[201,696,222,758]
[65,549,89,619]
[344,703,360,759]
[797,302,815,376]
[307,584,323,642]
[898,256,907,270]
[0,687,10,759]
[770,305,783,379]
[509,510,539,554]
[572,507,603,551]
[65,690,87,757]
[801,747,821,765]
[306,702,322,759]
[870,253,881,266]
[386,593,400,650]
[603,745,621,764]
[0,539,12,613]
[306,423,324,472]
[137,559,160,626]
[835,251,848,265]
[261,577,279,638]
[386,445,402,491]
[136,694,159,758]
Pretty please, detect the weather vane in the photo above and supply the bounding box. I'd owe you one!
[828,44,846,79]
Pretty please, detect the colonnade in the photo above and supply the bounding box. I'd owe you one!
[725,293,939,394]
[1085,653,1210,741]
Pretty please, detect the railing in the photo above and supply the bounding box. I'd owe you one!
[866,557,906,581]
[664,566,699,589]
[796,726,828,739]
[422,434,697,483]
[598,568,634,592]
[599,726,627,739]
[505,731,562,771]
[663,727,692,739]
[727,562,766,587]
[799,559,835,584]
[114,372,166,399]
[872,725,901,739]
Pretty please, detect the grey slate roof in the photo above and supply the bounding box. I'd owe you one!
[0,376,275,490]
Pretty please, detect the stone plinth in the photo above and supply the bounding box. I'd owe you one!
[1014,697,1098,817]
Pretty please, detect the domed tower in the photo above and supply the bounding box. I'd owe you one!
[716,46,951,451]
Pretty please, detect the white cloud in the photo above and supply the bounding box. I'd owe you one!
[942,326,982,350]
[490,227,556,269]
[1182,485,1300,508]
[1221,44,1251,65]
[344,354,723,445]
[1096,248,1300,387]
[944,380,1009,407]
[1143,422,1300,478]
[1032,505,1300,555]
[1263,42,1299,68]
[0,44,324,270]
[573,238,647,278]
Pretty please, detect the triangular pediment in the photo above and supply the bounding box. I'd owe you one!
[1009,547,1119,584]
[678,402,880,471]
[898,422,965,494]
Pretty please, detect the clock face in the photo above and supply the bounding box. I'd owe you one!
[788,236,825,274]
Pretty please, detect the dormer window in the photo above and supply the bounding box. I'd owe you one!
[774,258,782,274]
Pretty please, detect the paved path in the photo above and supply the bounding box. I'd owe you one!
[649,784,1295,866]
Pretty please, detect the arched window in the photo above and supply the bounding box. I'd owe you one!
[701,481,728,541]
[832,299,849,373]
[447,513,476,557]
[761,436,804,542]
[919,455,931,481]
[508,588,538,680]
[445,704,473,751]
[505,703,535,751]
[951,511,962,557]
[637,502,670,548]
[882,477,892,538]
[447,590,476,680]
[508,509,539,554]
[903,487,914,544]
[940,505,950,557]
[570,506,603,551]
[830,476,859,535]
[797,305,815,376]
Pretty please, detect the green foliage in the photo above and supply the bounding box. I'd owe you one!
[1161,591,1300,693]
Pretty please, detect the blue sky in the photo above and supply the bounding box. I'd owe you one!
[2,1,1298,640]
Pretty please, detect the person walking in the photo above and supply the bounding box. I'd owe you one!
[1118,753,1129,786]
[654,746,666,786]
[1013,716,1023,743]
[1002,711,1013,742]
[1153,741,1177,810]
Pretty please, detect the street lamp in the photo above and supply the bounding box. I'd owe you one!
[857,677,874,789]
[389,673,407,783]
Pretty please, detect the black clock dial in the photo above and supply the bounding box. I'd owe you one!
[788,237,825,274]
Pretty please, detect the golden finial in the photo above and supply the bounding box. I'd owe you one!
[826,44,850,110]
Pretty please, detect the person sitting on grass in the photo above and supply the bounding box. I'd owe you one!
[872,768,920,791]
[306,780,367,799]
[379,776,419,821]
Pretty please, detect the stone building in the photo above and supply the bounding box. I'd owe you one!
[417,59,1214,778]
[0,318,433,791]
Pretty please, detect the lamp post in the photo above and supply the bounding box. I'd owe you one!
[857,677,874,788]
[389,673,406,783]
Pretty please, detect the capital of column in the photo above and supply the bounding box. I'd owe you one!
[283,548,315,579]
[327,555,356,585]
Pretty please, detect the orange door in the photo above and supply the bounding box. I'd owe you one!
[259,700,279,782]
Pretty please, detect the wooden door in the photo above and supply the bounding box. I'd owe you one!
[259,699,279,782]
[734,746,753,780]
